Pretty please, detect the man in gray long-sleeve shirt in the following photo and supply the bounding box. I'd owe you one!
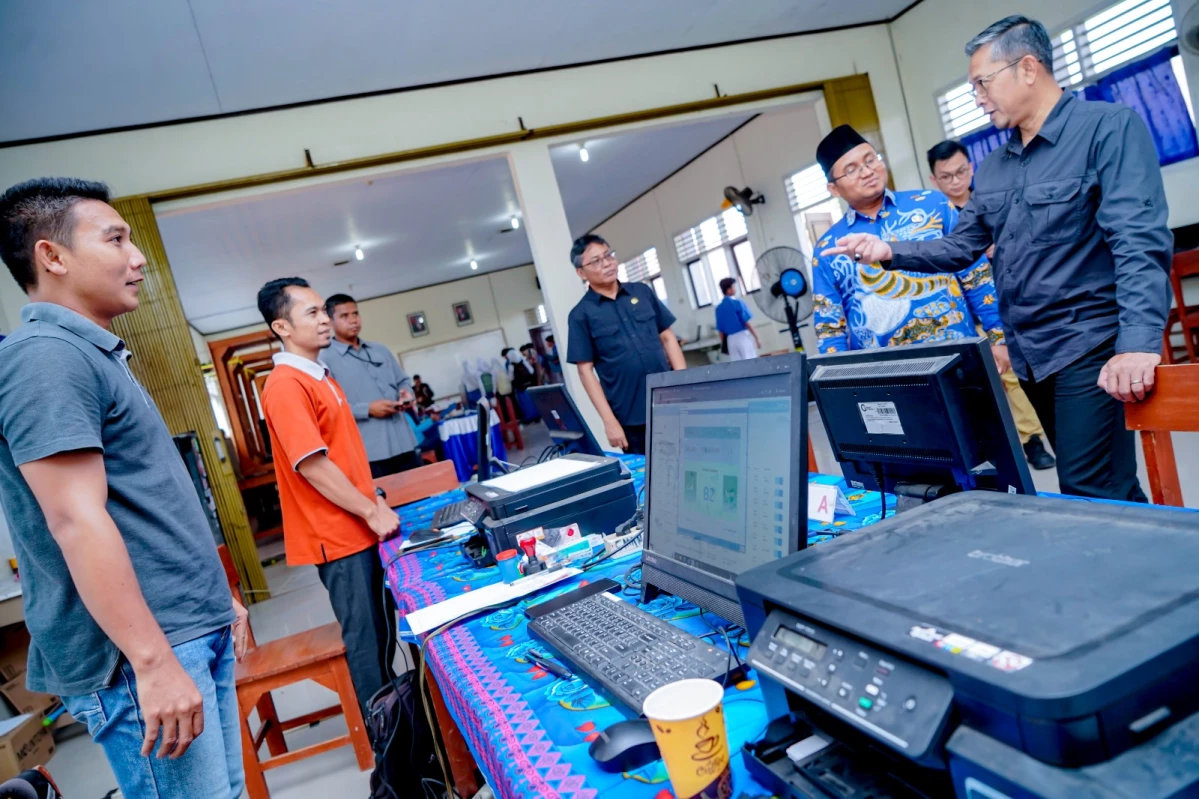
[322,293,421,478]
[824,15,1171,502]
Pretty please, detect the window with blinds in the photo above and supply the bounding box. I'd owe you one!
[786,163,833,213]
[616,247,661,283]
[673,208,748,264]
[936,0,1178,139]
[617,247,668,303]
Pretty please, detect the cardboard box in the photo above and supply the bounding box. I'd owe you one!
[0,714,55,782]
[0,676,57,718]
[0,626,29,683]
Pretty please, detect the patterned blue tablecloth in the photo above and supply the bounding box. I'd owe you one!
[438,410,507,482]
[379,456,893,799]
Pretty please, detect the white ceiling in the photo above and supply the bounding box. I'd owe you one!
[161,157,528,334]
[552,114,752,238]
[161,111,758,334]
[0,0,913,143]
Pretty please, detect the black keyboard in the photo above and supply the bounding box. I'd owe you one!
[432,497,485,530]
[528,591,739,713]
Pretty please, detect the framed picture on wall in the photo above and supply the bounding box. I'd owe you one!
[453,301,473,327]
[407,312,429,337]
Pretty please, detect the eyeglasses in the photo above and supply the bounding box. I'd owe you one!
[832,152,885,183]
[969,59,1022,98]
[582,251,618,269]
[935,163,972,184]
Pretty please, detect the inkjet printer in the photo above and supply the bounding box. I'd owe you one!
[735,492,1199,798]
[463,453,637,557]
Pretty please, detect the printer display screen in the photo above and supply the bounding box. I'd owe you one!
[647,373,793,581]
[774,626,827,659]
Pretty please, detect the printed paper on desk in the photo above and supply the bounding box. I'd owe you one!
[399,521,475,551]
[406,567,579,635]
[808,481,854,523]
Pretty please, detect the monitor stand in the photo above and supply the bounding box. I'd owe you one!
[892,481,957,514]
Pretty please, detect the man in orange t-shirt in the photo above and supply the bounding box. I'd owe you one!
[257,277,400,711]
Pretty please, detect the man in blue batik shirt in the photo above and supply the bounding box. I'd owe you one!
[810,125,1007,368]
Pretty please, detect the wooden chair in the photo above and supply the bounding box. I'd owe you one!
[374,459,460,507]
[494,394,524,451]
[807,435,818,473]
[216,546,372,799]
[1124,364,1199,507]
[1164,249,1199,364]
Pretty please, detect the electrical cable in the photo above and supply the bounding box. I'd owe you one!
[417,597,523,798]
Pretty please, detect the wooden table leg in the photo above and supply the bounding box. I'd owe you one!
[420,649,480,798]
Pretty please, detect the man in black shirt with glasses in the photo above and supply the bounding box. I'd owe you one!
[323,293,421,478]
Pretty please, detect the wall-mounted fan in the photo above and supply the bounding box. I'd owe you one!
[723,186,765,216]
[753,246,812,351]
[1182,1,1199,55]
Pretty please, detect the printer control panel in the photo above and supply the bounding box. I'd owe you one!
[749,609,954,760]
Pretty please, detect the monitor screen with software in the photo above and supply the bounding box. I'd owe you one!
[641,353,808,626]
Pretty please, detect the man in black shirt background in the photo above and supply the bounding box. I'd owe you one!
[566,234,685,454]
[825,15,1171,501]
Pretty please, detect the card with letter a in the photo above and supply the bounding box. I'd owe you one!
[807,479,854,523]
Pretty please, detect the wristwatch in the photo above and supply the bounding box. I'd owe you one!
[375,487,386,499]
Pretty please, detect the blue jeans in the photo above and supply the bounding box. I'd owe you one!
[62,627,244,798]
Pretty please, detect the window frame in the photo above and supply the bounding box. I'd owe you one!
[934,0,1181,140]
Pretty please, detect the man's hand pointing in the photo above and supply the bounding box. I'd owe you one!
[821,233,893,264]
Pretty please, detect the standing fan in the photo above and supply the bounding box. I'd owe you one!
[753,246,813,351]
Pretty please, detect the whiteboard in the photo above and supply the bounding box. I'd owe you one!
[399,329,507,400]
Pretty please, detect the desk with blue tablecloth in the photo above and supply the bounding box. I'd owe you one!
[380,455,891,799]
[438,409,507,482]
[380,456,1184,799]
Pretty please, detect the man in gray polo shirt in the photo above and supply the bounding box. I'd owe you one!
[323,293,422,478]
[0,178,246,797]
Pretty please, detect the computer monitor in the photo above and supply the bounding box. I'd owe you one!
[527,384,606,456]
[476,399,492,482]
[807,337,1034,508]
[641,353,808,626]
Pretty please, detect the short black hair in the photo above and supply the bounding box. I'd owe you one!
[927,140,970,174]
[545,335,554,344]
[257,277,310,337]
[325,292,356,317]
[719,277,737,294]
[965,15,1053,72]
[501,347,513,357]
[570,234,610,269]
[0,177,111,291]
[520,343,534,351]
[413,374,422,380]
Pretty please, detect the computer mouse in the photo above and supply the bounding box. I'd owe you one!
[588,718,661,773]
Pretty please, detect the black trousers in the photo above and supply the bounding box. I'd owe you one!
[623,424,647,456]
[1018,338,1147,502]
[316,546,397,712]
[369,449,421,479]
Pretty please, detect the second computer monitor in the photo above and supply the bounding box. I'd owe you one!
[641,353,808,626]
[807,337,1034,503]
[527,384,606,456]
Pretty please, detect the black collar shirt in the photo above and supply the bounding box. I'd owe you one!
[889,92,1172,380]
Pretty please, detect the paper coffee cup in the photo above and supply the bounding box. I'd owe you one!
[642,678,732,799]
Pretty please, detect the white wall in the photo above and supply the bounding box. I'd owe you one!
[594,103,827,354]
[0,26,923,203]
[889,0,1199,228]
[202,265,545,361]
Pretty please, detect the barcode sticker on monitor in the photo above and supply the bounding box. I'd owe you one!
[858,401,904,435]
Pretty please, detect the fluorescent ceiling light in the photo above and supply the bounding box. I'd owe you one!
[354,247,364,261]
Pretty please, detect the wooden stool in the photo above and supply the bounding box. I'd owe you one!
[217,546,373,798]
